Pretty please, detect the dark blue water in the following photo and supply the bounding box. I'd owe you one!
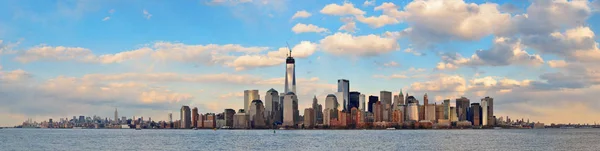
[1,129,599,150]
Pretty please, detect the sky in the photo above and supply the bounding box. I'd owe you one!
[1,0,600,126]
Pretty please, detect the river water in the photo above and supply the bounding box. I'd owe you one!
[1,128,599,151]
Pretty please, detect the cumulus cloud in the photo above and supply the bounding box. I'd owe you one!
[291,23,329,34]
[143,9,152,19]
[403,48,423,56]
[374,2,409,20]
[523,27,600,62]
[355,14,400,28]
[291,10,312,19]
[363,0,376,7]
[436,37,544,69]
[410,74,467,93]
[383,61,399,67]
[320,2,365,16]
[319,32,400,57]
[547,60,568,68]
[504,0,591,36]
[227,41,318,70]
[338,17,358,33]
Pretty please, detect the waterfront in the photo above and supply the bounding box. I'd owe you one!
[1,129,600,150]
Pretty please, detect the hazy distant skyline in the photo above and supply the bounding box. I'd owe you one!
[1,0,600,126]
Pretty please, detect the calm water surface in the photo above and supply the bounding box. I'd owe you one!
[1,128,599,151]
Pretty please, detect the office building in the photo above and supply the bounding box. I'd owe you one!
[192,107,199,128]
[368,96,378,113]
[456,97,470,121]
[335,92,346,112]
[337,79,349,111]
[233,109,248,129]
[398,89,405,106]
[425,105,436,121]
[443,99,451,120]
[180,106,191,129]
[380,91,392,106]
[304,108,315,128]
[265,88,279,120]
[323,108,332,126]
[283,92,298,127]
[285,50,296,94]
[114,108,118,124]
[244,90,260,115]
[250,100,266,128]
[482,96,494,125]
[374,101,383,122]
[224,109,236,127]
[471,103,481,126]
[481,99,488,126]
[312,96,323,125]
[359,94,366,112]
[349,92,360,111]
[406,96,419,121]
[325,94,338,110]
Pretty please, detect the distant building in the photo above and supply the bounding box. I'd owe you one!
[233,109,248,129]
[202,113,216,128]
[312,96,323,125]
[180,106,191,129]
[374,101,383,122]
[368,96,378,113]
[303,108,315,128]
[337,79,350,111]
[435,104,445,122]
[425,105,436,121]
[335,92,346,112]
[250,100,266,128]
[265,88,279,121]
[406,96,419,121]
[392,109,404,124]
[359,94,366,112]
[482,96,494,126]
[325,94,338,111]
[192,107,199,128]
[349,92,360,111]
[283,92,298,127]
[244,90,260,115]
[481,98,489,126]
[323,108,332,126]
[224,109,236,127]
[471,103,481,126]
[285,51,296,94]
[380,91,392,106]
[456,97,470,121]
[443,99,451,120]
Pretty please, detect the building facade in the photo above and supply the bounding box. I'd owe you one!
[337,79,349,111]
[244,90,260,115]
[180,106,191,129]
[283,92,298,127]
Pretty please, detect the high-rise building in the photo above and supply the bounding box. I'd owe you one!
[244,90,260,115]
[443,99,451,120]
[335,92,346,111]
[265,88,279,120]
[398,89,405,106]
[224,109,236,127]
[323,108,332,126]
[368,96,378,113]
[114,108,118,124]
[359,94,366,112]
[192,107,199,128]
[168,113,173,123]
[312,96,322,125]
[380,91,392,106]
[325,94,338,111]
[482,96,494,125]
[481,99,488,126]
[424,93,429,105]
[456,97,470,121]
[406,96,419,121]
[180,106,191,129]
[337,79,350,111]
[471,103,481,126]
[285,49,296,94]
[250,100,266,128]
[283,92,298,127]
[303,108,315,128]
[349,91,360,110]
[374,101,383,122]
[279,93,285,123]
[233,109,248,129]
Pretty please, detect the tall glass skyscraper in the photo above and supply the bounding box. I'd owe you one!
[337,79,349,111]
[285,49,296,94]
[244,90,259,115]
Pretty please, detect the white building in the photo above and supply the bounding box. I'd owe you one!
[283,92,298,127]
[337,79,349,111]
[481,99,489,126]
[244,90,259,115]
[359,94,366,112]
[265,89,279,119]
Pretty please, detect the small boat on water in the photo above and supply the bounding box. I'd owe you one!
[494,127,502,129]
[386,128,396,130]
[193,128,198,130]
[279,127,286,130]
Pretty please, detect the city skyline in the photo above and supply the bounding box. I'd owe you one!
[2,0,600,126]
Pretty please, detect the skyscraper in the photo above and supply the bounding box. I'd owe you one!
[265,88,279,120]
[168,113,173,123]
[481,99,488,126]
[456,97,470,121]
[192,107,199,128]
[406,96,419,121]
[114,108,118,124]
[285,48,296,94]
[244,90,260,115]
[471,103,481,126]
[359,94,366,112]
[337,79,349,111]
[380,91,392,106]
[283,92,298,127]
[443,99,451,120]
[325,94,338,110]
[180,106,191,129]
[250,100,266,128]
[349,91,360,110]
[312,96,321,125]
[368,96,378,113]
[482,96,494,125]
[424,93,429,105]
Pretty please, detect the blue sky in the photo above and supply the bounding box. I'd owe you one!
[1,0,600,126]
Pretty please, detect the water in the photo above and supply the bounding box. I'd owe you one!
[1,129,599,151]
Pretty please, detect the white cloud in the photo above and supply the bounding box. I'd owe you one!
[355,14,399,28]
[102,9,115,21]
[363,0,376,7]
[319,32,400,57]
[338,17,357,33]
[228,41,318,70]
[410,74,467,93]
[109,9,115,14]
[291,23,329,34]
[320,2,366,16]
[143,9,152,19]
[403,48,423,56]
[102,17,110,21]
[374,2,409,19]
[547,60,568,68]
[291,10,312,19]
[524,27,600,62]
[383,61,399,67]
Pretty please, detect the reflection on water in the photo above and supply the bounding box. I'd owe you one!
[1,129,599,150]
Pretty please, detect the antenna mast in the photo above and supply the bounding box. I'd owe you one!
[286,42,292,57]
